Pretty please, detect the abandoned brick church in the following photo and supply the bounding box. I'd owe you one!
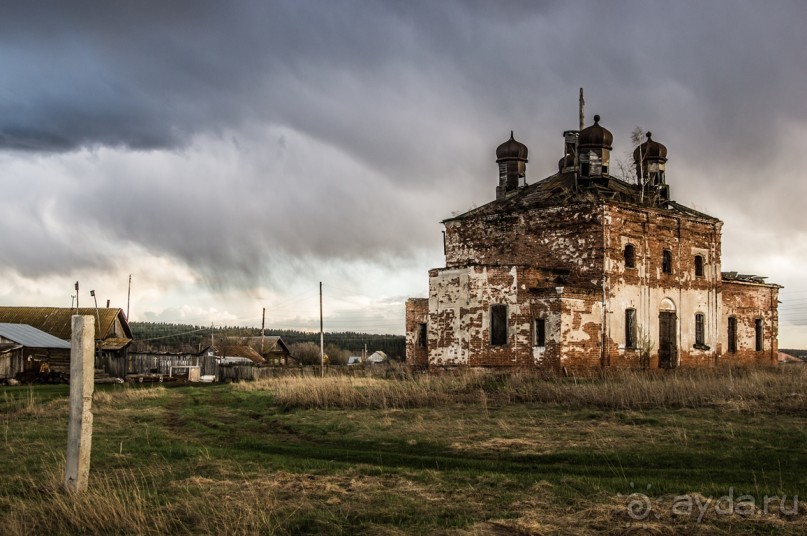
[406,112,780,371]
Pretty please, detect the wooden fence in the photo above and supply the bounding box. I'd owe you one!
[128,353,218,377]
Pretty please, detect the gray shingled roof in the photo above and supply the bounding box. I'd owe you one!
[445,172,719,222]
[0,323,71,349]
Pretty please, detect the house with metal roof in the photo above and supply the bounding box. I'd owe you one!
[0,323,71,381]
[0,307,133,377]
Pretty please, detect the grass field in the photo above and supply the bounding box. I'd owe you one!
[1,367,806,535]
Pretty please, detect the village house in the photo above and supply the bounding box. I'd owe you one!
[0,307,133,377]
[406,112,780,371]
[0,323,71,381]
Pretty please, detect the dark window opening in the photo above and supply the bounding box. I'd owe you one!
[695,313,705,346]
[490,305,508,346]
[755,318,763,352]
[625,309,637,349]
[581,163,590,176]
[624,244,636,269]
[662,250,673,274]
[418,323,427,349]
[728,317,737,354]
[602,165,608,175]
[534,318,546,347]
[694,255,704,277]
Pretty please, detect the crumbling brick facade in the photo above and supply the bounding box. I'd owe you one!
[406,115,780,371]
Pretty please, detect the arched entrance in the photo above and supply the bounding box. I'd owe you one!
[658,298,677,369]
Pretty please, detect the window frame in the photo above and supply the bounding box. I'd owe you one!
[694,255,704,278]
[662,249,673,274]
[695,313,705,347]
[728,316,737,354]
[417,323,427,349]
[755,318,763,352]
[624,243,636,269]
[625,308,637,349]
[490,304,508,346]
[534,318,546,348]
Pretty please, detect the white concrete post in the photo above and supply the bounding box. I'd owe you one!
[65,315,95,494]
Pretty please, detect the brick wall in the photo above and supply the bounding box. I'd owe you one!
[722,281,779,366]
[405,298,429,368]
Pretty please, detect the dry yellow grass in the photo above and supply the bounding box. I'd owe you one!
[92,385,166,406]
[233,366,807,412]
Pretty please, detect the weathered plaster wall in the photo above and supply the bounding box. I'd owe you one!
[444,203,605,286]
[722,281,779,366]
[603,204,723,368]
[418,196,779,371]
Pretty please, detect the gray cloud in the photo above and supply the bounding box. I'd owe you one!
[1,0,806,306]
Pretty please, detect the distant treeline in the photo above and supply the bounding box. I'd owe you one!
[130,321,405,358]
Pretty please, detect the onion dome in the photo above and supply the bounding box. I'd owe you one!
[496,131,528,162]
[578,114,613,150]
[633,132,667,163]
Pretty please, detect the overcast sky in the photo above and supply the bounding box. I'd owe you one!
[2,0,806,346]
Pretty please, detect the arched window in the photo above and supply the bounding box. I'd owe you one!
[694,255,704,277]
[662,250,673,274]
[695,313,705,346]
[728,317,737,353]
[624,244,636,269]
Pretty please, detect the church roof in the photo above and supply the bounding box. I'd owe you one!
[445,172,718,222]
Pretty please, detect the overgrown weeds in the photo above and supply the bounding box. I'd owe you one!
[236,366,807,412]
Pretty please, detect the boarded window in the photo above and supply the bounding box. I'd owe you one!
[534,318,546,347]
[694,255,704,277]
[625,309,637,349]
[662,250,673,274]
[624,244,636,269]
[695,313,705,346]
[728,317,737,353]
[418,323,427,349]
[755,318,763,352]
[490,305,508,346]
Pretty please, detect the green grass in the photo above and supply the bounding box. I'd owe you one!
[1,370,806,534]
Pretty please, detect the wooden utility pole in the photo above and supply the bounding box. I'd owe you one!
[65,315,95,494]
[126,274,132,319]
[74,281,79,309]
[319,282,324,377]
[261,307,266,354]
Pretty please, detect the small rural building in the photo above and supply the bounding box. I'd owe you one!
[243,336,293,365]
[128,347,218,378]
[406,111,780,371]
[0,323,71,380]
[0,307,133,376]
[367,351,388,364]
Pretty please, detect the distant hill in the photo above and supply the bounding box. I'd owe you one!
[130,321,405,358]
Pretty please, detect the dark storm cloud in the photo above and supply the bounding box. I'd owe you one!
[2,0,807,292]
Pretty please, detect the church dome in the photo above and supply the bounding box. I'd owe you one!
[579,115,613,150]
[496,131,528,162]
[633,132,667,163]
